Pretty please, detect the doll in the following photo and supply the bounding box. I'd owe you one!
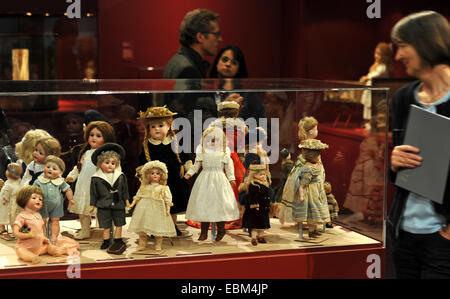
[21,135,61,187]
[33,155,74,243]
[13,185,79,264]
[128,160,176,252]
[359,42,394,124]
[137,106,191,236]
[279,116,318,225]
[89,143,129,255]
[238,164,272,246]
[292,139,330,238]
[59,113,85,152]
[273,148,294,203]
[187,100,247,230]
[66,121,115,240]
[0,163,22,239]
[324,181,339,228]
[14,129,50,179]
[184,126,239,241]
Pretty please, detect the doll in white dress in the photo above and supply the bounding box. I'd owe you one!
[0,163,22,238]
[184,126,239,242]
[66,121,115,240]
[128,160,176,252]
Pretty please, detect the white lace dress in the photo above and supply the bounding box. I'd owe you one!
[185,146,239,222]
[67,149,96,216]
[128,183,176,237]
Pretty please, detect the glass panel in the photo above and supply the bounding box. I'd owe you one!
[0,79,388,270]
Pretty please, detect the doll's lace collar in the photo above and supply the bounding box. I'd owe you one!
[92,167,123,186]
[37,175,65,186]
[149,136,172,145]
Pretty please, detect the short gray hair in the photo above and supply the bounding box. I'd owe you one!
[179,9,219,47]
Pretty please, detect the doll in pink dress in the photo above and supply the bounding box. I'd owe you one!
[13,185,79,264]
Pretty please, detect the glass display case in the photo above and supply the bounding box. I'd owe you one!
[0,78,390,278]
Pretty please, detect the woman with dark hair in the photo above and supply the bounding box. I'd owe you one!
[387,10,450,278]
[210,45,266,124]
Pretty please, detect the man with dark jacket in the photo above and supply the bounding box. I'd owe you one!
[163,9,222,119]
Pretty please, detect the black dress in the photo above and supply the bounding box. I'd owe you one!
[240,182,271,229]
[138,138,191,214]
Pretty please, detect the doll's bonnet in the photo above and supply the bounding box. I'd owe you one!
[141,160,168,177]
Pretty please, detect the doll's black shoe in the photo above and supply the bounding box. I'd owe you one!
[107,239,127,255]
[215,222,226,241]
[326,223,334,228]
[251,239,258,246]
[100,239,111,250]
[175,224,183,236]
[257,237,267,244]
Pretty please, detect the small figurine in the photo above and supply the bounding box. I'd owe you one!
[13,185,79,264]
[21,135,61,187]
[0,163,22,239]
[66,121,115,240]
[273,148,294,203]
[33,155,74,243]
[89,143,129,255]
[14,129,50,173]
[137,106,192,236]
[279,116,318,225]
[189,100,247,230]
[292,139,330,238]
[324,181,339,228]
[60,113,85,152]
[238,164,272,246]
[128,160,176,252]
[184,126,239,241]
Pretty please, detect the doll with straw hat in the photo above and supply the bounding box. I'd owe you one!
[137,106,192,236]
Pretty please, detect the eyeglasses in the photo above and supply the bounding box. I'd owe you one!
[203,31,221,38]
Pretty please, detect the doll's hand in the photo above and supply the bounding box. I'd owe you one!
[65,177,74,183]
[2,199,7,205]
[43,237,50,245]
[89,206,95,214]
[69,200,75,207]
[166,207,171,216]
[230,180,236,187]
[184,174,191,180]
[26,230,36,239]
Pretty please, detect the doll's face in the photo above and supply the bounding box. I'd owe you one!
[100,158,117,174]
[66,117,83,134]
[306,126,318,139]
[149,121,170,141]
[33,143,47,164]
[254,170,267,182]
[88,127,105,149]
[26,193,43,212]
[147,168,162,184]
[203,133,223,150]
[43,162,62,180]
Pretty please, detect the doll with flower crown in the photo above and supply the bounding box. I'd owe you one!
[128,160,176,252]
[279,116,318,225]
[184,126,239,241]
[292,139,330,238]
[238,164,272,246]
[21,135,61,187]
[66,121,116,240]
[137,106,191,236]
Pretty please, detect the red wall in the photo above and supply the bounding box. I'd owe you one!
[97,0,281,79]
[97,0,450,80]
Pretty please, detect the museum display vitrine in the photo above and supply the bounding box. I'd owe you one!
[0,78,389,278]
